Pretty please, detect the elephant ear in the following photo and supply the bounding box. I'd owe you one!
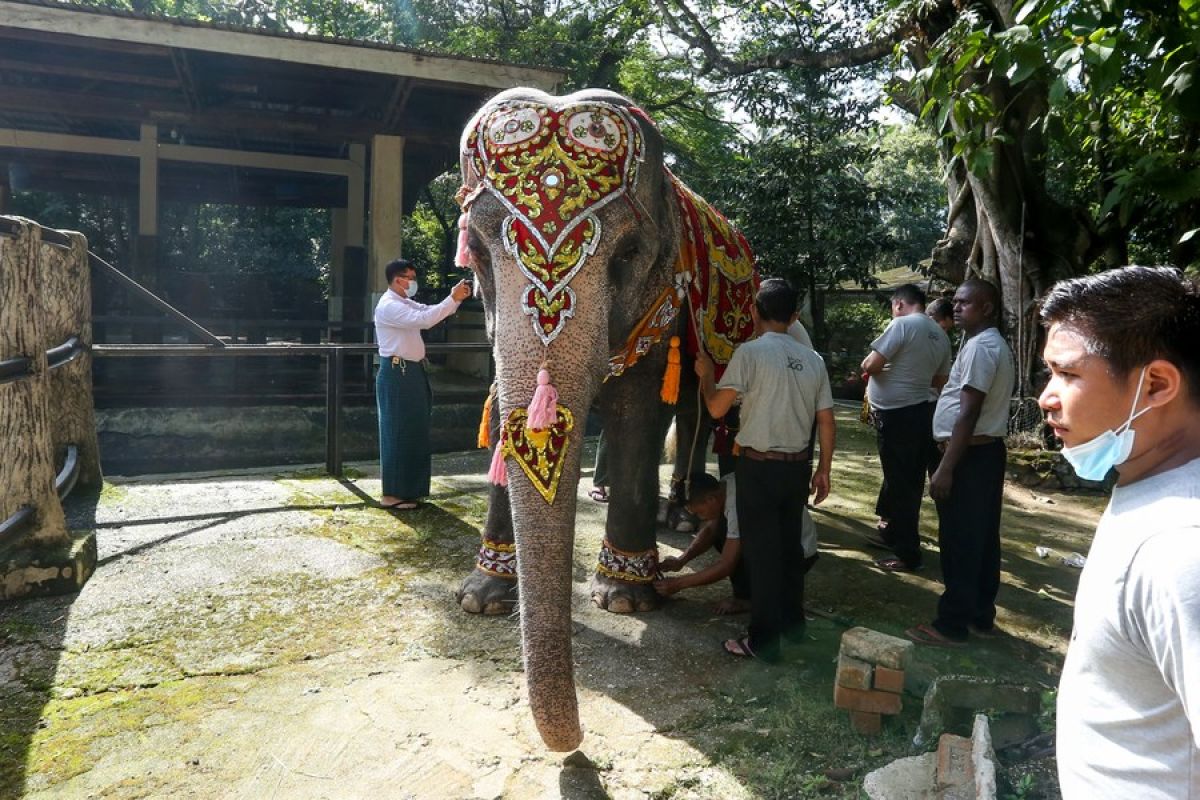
[624,106,680,283]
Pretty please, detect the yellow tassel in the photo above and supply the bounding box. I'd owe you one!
[661,336,682,404]
[477,390,494,449]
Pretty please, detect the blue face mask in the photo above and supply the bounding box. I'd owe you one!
[1060,366,1151,481]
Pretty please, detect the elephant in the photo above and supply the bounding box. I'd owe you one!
[452,88,758,751]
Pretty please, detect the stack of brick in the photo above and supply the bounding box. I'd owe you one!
[834,627,913,735]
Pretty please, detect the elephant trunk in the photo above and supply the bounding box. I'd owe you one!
[494,310,605,752]
[517,522,583,750]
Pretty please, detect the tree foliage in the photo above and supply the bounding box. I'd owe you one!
[657,0,1200,390]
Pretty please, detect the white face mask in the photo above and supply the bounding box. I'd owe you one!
[404,279,419,298]
[1060,366,1152,481]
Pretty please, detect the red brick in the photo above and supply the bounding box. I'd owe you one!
[873,665,905,694]
[836,654,874,690]
[935,733,973,790]
[849,710,882,735]
[833,683,903,715]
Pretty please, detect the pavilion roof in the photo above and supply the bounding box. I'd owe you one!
[0,0,564,208]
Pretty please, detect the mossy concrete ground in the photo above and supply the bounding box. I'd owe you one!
[0,409,1105,799]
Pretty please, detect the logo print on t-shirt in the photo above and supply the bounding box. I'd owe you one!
[786,357,805,372]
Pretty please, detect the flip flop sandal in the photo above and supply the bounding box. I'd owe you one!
[723,636,758,659]
[874,556,919,573]
[381,500,420,511]
[905,623,966,647]
[588,487,609,503]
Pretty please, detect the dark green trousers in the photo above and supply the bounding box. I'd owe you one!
[376,358,432,499]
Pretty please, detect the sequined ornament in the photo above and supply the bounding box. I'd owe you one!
[476,538,517,578]
[596,539,660,584]
[492,405,576,504]
[461,100,644,346]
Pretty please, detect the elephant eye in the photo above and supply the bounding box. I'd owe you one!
[467,233,492,273]
[608,240,640,288]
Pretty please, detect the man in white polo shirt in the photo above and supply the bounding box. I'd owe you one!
[374,259,471,509]
[860,283,951,572]
[907,279,1014,646]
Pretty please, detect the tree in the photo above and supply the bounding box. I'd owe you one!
[863,123,947,273]
[713,64,896,349]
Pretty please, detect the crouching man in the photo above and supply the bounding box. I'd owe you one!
[653,472,818,615]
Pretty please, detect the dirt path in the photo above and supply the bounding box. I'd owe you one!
[0,414,1106,798]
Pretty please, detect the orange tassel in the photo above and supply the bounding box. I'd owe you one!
[477,390,494,449]
[661,336,682,404]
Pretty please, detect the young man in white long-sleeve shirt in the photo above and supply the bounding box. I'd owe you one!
[374,259,471,509]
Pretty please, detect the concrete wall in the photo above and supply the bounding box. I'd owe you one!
[96,402,483,476]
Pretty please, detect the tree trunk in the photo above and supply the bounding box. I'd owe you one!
[41,232,102,489]
[0,217,68,548]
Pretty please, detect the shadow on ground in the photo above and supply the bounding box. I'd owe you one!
[0,411,1103,799]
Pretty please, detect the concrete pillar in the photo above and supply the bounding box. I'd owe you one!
[346,143,367,328]
[133,123,159,288]
[368,134,404,303]
[328,208,347,325]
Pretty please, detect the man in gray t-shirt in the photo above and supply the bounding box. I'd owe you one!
[1039,267,1200,798]
[860,284,951,571]
[906,279,1014,647]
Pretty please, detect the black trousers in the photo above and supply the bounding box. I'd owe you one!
[735,455,811,658]
[713,518,751,600]
[873,401,935,567]
[932,440,1006,639]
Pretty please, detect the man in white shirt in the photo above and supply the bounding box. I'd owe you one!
[860,284,952,572]
[1038,266,1200,798]
[696,279,835,662]
[374,259,471,509]
[906,279,1014,646]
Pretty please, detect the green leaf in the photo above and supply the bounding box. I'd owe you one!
[1099,185,1124,219]
[1053,46,1081,71]
[1180,228,1200,245]
[1014,0,1040,25]
[1049,76,1069,105]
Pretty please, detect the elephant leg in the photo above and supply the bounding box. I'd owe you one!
[589,367,666,613]
[457,405,518,615]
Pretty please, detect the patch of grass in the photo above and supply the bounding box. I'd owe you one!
[25,679,216,787]
[668,639,917,799]
[279,479,484,576]
[99,482,130,503]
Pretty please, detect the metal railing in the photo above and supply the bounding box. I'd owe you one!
[91,340,492,476]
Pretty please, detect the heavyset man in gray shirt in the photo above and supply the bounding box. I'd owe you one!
[861,284,952,571]
[907,279,1014,647]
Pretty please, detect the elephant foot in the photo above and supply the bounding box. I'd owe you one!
[456,568,518,615]
[592,539,660,613]
[590,573,659,613]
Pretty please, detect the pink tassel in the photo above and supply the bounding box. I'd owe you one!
[488,438,508,486]
[526,368,558,430]
[454,213,471,267]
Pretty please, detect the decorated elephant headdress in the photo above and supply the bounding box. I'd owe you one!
[456,91,759,503]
